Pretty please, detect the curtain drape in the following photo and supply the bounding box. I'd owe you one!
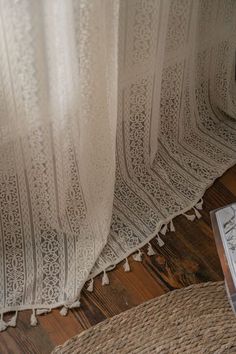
[0,0,235,330]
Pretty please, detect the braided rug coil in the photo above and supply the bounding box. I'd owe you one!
[52,282,236,354]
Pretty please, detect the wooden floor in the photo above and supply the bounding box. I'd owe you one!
[0,165,236,354]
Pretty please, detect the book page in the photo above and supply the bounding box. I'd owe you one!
[216,204,236,287]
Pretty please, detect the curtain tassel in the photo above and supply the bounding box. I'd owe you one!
[87,279,94,292]
[102,270,109,286]
[0,314,7,332]
[132,249,142,262]
[183,213,195,221]
[160,223,168,235]
[30,309,38,327]
[123,258,130,272]
[59,306,68,316]
[147,242,156,256]
[193,207,202,219]
[7,311,18,327]
[156,234,165,247]
[195,198,203,210]
[170,219,175,232]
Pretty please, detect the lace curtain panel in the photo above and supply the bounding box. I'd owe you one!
[0,0,236,329]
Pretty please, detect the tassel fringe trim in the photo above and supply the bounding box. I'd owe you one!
[183,213,196,221]
[102,270,109,286]
[156,234,165,247]
[0,198,204,331]
[60,307,68,316]
[30,309,38,326]
[7,311,18,327]
[160,223,168,235]
[87,278,94,292]
[193,207,202,219]
[147,242,156,256]
[123,258,130,272]
[0,314,7,332]
[132,249,142,262]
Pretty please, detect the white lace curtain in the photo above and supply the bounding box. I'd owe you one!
[0,0,235,330]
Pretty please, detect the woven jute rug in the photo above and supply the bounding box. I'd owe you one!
[52,282,236,354]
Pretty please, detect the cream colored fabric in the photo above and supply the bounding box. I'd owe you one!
[0,0,235,322]
[0,0,119,313]
[90,0,236,277]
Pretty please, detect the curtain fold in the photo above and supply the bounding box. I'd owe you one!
[0,0,118,313]
[0,0,235,329]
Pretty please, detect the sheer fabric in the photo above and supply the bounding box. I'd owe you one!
[0,0,118,313]
[0,0,235,325]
